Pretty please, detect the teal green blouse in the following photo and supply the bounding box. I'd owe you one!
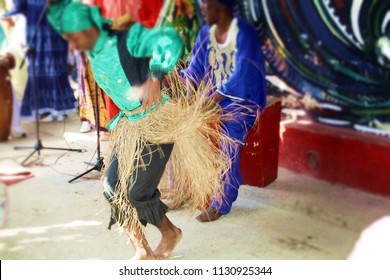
[87,23,183,130]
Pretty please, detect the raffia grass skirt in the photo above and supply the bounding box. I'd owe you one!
[105,80,239,235]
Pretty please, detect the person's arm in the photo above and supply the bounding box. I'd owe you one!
[139,75,161,113]
[180,26,209,96]
[208,91,225,103]
[127,23,184,112]
[127,23,183,80]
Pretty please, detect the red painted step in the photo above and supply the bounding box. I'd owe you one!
[279,119,390,197]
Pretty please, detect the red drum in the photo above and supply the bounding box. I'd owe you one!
[0,63,13,141]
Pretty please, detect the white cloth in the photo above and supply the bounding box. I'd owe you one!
[348,216,390,260]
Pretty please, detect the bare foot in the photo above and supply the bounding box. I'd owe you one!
[129,231,157,260]
[154,215,183,259]
[130,251,157,260]
[154,228,182,259]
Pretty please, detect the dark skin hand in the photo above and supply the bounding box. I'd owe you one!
[209,92,224,103]
[141,77,163,113]
[185,78,225,103]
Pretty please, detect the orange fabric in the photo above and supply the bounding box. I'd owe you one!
[138,0,163,28]
[104,93,121,121]
[78,53,109,129]
[96,0,162,27]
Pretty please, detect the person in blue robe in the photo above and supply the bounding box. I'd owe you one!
[182,0,267,222]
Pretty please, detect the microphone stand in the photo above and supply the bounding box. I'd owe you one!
[14,4,84,166]
[68,81,104,183]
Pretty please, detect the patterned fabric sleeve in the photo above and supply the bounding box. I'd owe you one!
[126,23,183,80]
[180,25,210,86]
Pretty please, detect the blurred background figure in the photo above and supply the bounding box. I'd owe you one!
[0,0,26,138]
[75,49,109,134]
[1,0,76,122]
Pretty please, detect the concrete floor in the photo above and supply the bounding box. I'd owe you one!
[1,113,390,260]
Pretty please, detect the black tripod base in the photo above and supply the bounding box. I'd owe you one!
[68,156,104,183]
[14,139,85,167]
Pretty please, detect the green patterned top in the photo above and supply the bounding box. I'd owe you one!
[87,23,183,129]
[47,1,183,129]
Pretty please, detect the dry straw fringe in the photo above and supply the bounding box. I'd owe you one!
[104,68,259,235]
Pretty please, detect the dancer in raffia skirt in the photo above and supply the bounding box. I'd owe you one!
[47,0,239,260]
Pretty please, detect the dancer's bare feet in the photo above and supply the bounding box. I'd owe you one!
[129,229,157,260]
[154,215,182,259]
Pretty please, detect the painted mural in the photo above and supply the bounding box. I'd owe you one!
[237,0,390,137]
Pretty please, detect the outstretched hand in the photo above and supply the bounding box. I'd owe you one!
[141,77,163,114]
